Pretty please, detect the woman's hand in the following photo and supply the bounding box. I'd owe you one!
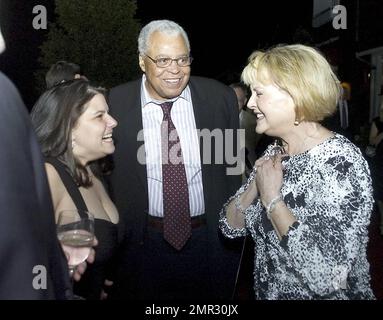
[64,237,98,282]
[255,154,284,206]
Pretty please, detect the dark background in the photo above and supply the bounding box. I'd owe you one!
[1,0,383,303]
[135,0,313,80]
[0,0,313,108]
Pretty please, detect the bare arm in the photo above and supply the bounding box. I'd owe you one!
[44,163,65,222]
[45,163,98,282]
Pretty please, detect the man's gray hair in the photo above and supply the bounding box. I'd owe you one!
[138,19,190,55]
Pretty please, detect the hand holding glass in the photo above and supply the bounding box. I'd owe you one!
[56,210,95,276]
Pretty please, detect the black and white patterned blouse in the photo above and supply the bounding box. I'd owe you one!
[219,133,375,300]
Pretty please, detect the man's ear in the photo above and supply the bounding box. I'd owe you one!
[139,55,146,73]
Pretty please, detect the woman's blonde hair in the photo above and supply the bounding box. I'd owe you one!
[241,44,341,122]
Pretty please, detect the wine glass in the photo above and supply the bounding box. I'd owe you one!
[56,210,95,277]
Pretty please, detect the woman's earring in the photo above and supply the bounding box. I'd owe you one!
[294,120,299,126]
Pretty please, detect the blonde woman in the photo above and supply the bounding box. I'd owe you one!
[219,44,375,299]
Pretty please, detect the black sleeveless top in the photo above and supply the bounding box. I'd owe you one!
[46,158,118,300]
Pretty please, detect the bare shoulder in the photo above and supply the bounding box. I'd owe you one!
[44,162,66,210]
[45,163,62,184]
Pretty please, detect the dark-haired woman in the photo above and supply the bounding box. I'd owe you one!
[31,79,119,299]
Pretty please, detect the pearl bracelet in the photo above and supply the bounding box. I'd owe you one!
[266,194,283,220]
[234,194,247,214]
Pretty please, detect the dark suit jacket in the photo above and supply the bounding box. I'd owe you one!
[108,76,242,298]
[0,72,70,299]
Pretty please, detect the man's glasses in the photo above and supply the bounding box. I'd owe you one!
[145,54,193,68]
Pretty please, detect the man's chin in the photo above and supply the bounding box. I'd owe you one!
[162,89,184,99]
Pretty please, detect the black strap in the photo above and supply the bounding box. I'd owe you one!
[45,158,89,217]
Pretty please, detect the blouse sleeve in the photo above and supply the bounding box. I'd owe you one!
[218,169,258,239]
[280,151,374,296]
[219,143,278,239]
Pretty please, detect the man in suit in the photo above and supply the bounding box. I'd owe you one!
[108,20,243,300]
[0,27,71,299]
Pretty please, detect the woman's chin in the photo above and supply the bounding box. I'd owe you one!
[255,125,265,135]
[105,146,116,155]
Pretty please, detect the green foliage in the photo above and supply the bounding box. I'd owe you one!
[37,0,141,90]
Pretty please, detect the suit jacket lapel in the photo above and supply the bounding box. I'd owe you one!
[189,78,214,210]
[119,80,148,197]
[189,78,211,132]
[132,85,148,196]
